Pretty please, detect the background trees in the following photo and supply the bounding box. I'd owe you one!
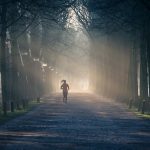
[85,0,150,112]
[0,0,78,114]
[0,0,150,114]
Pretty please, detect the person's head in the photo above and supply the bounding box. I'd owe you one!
[61,80,66,83]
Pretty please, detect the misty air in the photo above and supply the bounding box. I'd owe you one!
[0,0,150,149]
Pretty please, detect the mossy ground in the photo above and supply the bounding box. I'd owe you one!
[129,107,150,119]
[0,100,42,125]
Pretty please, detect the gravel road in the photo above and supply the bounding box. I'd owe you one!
[0,93,150,150]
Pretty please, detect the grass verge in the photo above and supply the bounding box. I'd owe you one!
[0,100,42,125]
[129,107,150,119]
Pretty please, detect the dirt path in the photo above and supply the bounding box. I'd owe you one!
[0,93,150,150]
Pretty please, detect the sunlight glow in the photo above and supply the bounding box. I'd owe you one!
[79,79,89,91]
[52,4,91,93]
[66,8,80,31]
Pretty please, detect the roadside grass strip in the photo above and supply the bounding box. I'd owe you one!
[0,100,42,125]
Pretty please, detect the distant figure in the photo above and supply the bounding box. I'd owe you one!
[61,80,69,103]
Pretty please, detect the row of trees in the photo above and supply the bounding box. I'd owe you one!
[72,0,150,113]
[1,0,149,114]
[0,0,78,115]
[84,0,150,112]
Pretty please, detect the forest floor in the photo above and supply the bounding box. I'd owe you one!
[0,100,40,124]
[0,93,150,150]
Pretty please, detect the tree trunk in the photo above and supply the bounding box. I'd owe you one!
[0,3,8,115]
[130,36,138,104]
[146,22,150,98]
[140,28,148,100]
[147,39,150,98]
[10,2,21,111]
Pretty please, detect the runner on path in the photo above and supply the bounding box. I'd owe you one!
[60,80,69,103]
